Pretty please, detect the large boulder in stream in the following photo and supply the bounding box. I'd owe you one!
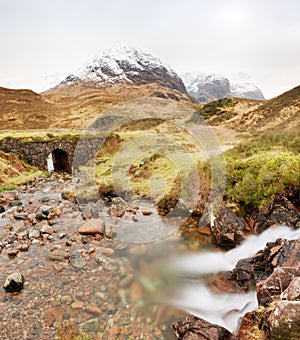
[172,315,233,340]
[211,205,246,249]
[232,238,300,291]
[253,196,300,233]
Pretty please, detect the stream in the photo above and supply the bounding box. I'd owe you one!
[0,174,299,339]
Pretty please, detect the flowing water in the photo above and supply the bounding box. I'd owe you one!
[164,226,300,332]
[0,175,299,339]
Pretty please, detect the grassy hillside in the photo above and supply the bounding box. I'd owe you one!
[0,151,42,190]
[0,83,196,130]
[224,131,300,211]
[193,85,300,133]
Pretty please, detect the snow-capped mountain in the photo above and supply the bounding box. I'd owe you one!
[182,72,265,103]
[229,73,265,100]
[56,46,187,94]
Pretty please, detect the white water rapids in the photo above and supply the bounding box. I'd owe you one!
[166,225,300,332]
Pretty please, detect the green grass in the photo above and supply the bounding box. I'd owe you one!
[224,131,300,211]
[0,151,43,187]
[75,125,205,203]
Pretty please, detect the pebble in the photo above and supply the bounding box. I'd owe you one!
[71,300,84,309]
[78,219,105,235]
[3,272,25,292]
[7,249,19,256]
[29,230,40,239]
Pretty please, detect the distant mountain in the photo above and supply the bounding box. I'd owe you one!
[0,47,196,130]
[55,46,188,95]
[182,72,265,103]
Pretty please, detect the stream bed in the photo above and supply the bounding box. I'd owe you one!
[0,174,299,339]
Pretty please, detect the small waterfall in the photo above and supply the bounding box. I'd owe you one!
[166,225,300,332]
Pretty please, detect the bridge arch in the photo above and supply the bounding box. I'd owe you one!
[48,148,72,173]
[0,137,104,173]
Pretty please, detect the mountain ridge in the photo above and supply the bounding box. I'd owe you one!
[54,46,188,95]
[182,72,265,103]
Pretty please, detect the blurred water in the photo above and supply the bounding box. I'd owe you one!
[163,225,300,332]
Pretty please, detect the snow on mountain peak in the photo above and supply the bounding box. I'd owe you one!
[182,72,264,102]
[228,72,264,100]
[58,46,184,92]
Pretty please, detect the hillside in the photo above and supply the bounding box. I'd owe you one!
[0,150,42,189]
[0,83,195,130]
[193,85,300,133]
[0,47,197,130]
[0,87,60,130]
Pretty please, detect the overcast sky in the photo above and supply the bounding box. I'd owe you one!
[0,0,299,98]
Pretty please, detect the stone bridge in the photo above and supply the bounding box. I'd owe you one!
[0,137,105,172]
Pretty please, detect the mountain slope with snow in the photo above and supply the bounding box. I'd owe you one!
[56,46,188,94]
[182,72,265,103]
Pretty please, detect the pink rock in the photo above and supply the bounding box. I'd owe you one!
[281,277,300,301]
[268,300,300,338]
[78,219,105,235]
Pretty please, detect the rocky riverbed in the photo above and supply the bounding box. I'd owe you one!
[0,174,190,339]
[0,173,299,339]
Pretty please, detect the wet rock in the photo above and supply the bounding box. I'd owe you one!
[233,238,300,291]
[19,244,29,252]
[7,249,19,256]
[82,201,105,219]
[109,196,132,217]
[69,250,87,270]
[86,303,102,315]
[211,205,246,250]
[256,267,300,306]
[238,311,264,340]
[78,218,105,235]
[27,213,36,224]
[71,300,84,309]
[172,315,233,339]
[3,272,25,292]
[36,205,53,220]
[58,232,66,239]
[40,224,54,235]
[206,271,245,294]
[105,225,117,239]
[254,197,300,233]
[44,306,64,327]
[268,300,300,339]
[13,212,28,220]
[1,190,19,201]
[281,277,300,301]
[79,318,101,334]
[47,249,69,261]
[142,210,153,216]
[29,230,40,239]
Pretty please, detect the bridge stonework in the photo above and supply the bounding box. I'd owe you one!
[0,137,105,171]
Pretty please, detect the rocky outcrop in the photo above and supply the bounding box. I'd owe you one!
[211,205,246,249]
[252,196,300,233]
[172,315,233,340]
[173,238,300,339]
[256,267,300,306]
